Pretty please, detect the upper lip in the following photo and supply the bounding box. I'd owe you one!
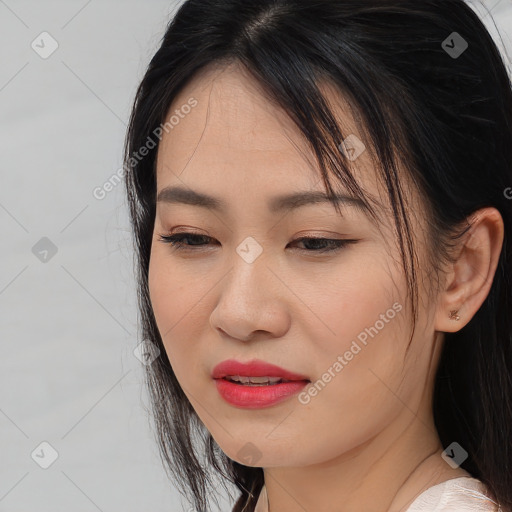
[212,359,310,381]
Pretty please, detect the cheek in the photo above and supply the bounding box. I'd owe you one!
[147,249,211,372]
[309,256,404,351]
[148,247,201,325]
[304,259,408,409]
[148,251,185,354]
[148,251,174,328]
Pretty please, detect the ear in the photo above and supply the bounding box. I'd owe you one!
[435,207,504,332]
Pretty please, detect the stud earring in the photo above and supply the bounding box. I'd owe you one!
[449,310,460,321]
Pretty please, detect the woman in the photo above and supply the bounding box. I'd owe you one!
[123,1,512,511]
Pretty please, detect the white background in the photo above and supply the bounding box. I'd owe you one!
[0,1,511,511]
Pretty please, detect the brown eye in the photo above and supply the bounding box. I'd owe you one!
[157,233,215,250]
[157,233,358,254]
[289,237,357,253]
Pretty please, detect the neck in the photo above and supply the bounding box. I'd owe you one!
[262,411,470,512]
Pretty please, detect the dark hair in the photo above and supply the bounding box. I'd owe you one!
[123,1,512,511]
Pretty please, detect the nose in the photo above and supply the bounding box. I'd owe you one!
[209,251,291,342]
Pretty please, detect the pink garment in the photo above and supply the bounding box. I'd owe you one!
[253,477,502,512]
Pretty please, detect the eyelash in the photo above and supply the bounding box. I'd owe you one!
[157,232,358,254]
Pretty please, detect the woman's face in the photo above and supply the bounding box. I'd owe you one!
[148,63,439,468]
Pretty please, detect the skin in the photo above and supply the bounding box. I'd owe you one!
[147,62,504,512]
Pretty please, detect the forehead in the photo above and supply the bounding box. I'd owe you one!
[154,62,383,212]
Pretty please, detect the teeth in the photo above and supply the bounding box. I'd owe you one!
[226,375,286,385]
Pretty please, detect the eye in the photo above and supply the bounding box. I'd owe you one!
[157,232,358,254]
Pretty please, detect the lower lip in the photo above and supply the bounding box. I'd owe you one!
[214,378,309,409]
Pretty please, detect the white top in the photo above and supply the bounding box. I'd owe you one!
[253,477,502,512]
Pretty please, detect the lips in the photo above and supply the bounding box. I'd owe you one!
[211,359,310,382]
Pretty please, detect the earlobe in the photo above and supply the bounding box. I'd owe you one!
[434,207,504,333]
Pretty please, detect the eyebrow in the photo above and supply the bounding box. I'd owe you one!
[156,185,368,215]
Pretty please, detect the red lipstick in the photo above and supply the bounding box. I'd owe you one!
[212,359,310,409]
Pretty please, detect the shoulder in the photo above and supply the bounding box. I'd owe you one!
[406,477,502,512]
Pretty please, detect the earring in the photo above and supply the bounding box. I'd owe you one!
[449,310,460,321]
